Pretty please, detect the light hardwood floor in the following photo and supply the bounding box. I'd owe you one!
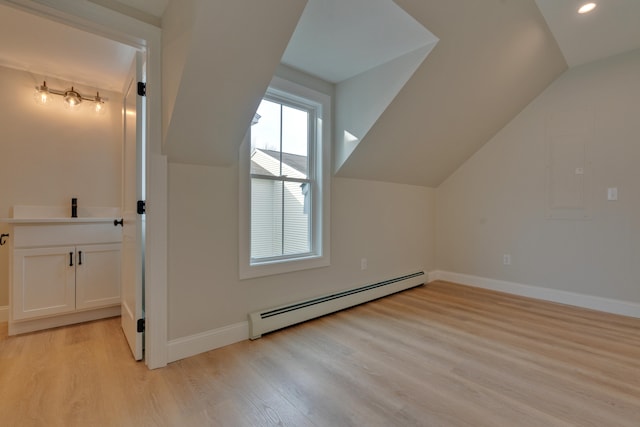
[1,281,639,426]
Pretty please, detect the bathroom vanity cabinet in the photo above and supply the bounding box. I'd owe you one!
[5,218,122,335]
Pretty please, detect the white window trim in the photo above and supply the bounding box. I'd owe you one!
[239,76,331,280]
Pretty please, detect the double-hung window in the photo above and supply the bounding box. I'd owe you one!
[239,76,330,279]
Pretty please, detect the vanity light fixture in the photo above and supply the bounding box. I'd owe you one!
[34,80,108,113]
[578,2,597,14]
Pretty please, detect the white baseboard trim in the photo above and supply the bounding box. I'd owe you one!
[426,271,441,283]
[0,306,7,322]
[9,305,121,335]
[167,321,249,363]
[430,270,640,319]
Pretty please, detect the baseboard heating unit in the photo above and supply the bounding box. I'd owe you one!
[248,271,425,339]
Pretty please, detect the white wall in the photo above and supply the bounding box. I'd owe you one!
[436,50,640,304]
[168,163,435,339]
[0,65,123,307]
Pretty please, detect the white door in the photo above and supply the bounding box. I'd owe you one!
[121,51,145,360]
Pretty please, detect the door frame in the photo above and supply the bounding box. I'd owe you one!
[2,0,168,368]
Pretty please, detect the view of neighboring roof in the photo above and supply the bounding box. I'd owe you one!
[251,149,308,176]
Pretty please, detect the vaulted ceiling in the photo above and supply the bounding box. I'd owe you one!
[3,0,639,188]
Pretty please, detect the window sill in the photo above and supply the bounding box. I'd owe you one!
[240,254,330,280]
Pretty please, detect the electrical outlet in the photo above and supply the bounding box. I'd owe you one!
[361,258,368,270]
[503,254,511,265]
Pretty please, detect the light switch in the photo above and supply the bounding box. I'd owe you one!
[607,187,618,201]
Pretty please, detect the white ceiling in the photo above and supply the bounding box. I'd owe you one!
[535,0,640,67]
[109,0,167,18]
[87,0,167,26]
[0,3,136,92]
[0,0,638,95]
[281,0,438,83]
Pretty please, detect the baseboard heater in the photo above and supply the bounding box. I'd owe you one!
[248,271,425,339]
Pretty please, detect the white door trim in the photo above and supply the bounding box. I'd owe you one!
[2,0,168,368]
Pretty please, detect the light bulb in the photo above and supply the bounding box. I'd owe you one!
[94,92,106,114]
[34,81,52,106]
[64,87,82,111]
[578,3,597,14]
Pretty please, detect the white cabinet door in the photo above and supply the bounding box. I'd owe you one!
[12,246,76,320]
[76,243,121,310]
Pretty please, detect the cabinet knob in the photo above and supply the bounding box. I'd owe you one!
[114,218,123,227]
[0,233,8,246]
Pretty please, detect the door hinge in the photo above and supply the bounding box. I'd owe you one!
[137,82,146,97]
[137,200,146,215]
[137,318,145,333]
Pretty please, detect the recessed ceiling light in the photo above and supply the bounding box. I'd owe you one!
[578,2,597,14]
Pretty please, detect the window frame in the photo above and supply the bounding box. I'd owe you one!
[250,93,316,261]
[239,76,331,279]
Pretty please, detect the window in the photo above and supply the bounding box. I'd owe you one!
[250,97,313,259]
[239,76,330,279]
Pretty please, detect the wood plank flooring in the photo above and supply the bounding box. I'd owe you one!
[1,281,639,426]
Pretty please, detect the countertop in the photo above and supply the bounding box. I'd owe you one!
[0,217,118,224]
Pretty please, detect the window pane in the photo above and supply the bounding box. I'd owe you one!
[283,180,311,255]
[251,178,283,259]
[250,177,310,260]
[251,99,281,176]
[282,105,309,178]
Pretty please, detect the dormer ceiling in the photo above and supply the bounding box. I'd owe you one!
[162,0,308,166]
[278,0,439,174]
[162,0,437,168]
[281,0,437,84]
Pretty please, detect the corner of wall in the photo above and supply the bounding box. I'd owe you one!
[167,321,249,363]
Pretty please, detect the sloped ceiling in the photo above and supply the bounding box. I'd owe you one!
[535,0,640,67]
[163,0,308,165]
[0,2,136,92]
[335,0,567,187]
[162,0,567,187]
